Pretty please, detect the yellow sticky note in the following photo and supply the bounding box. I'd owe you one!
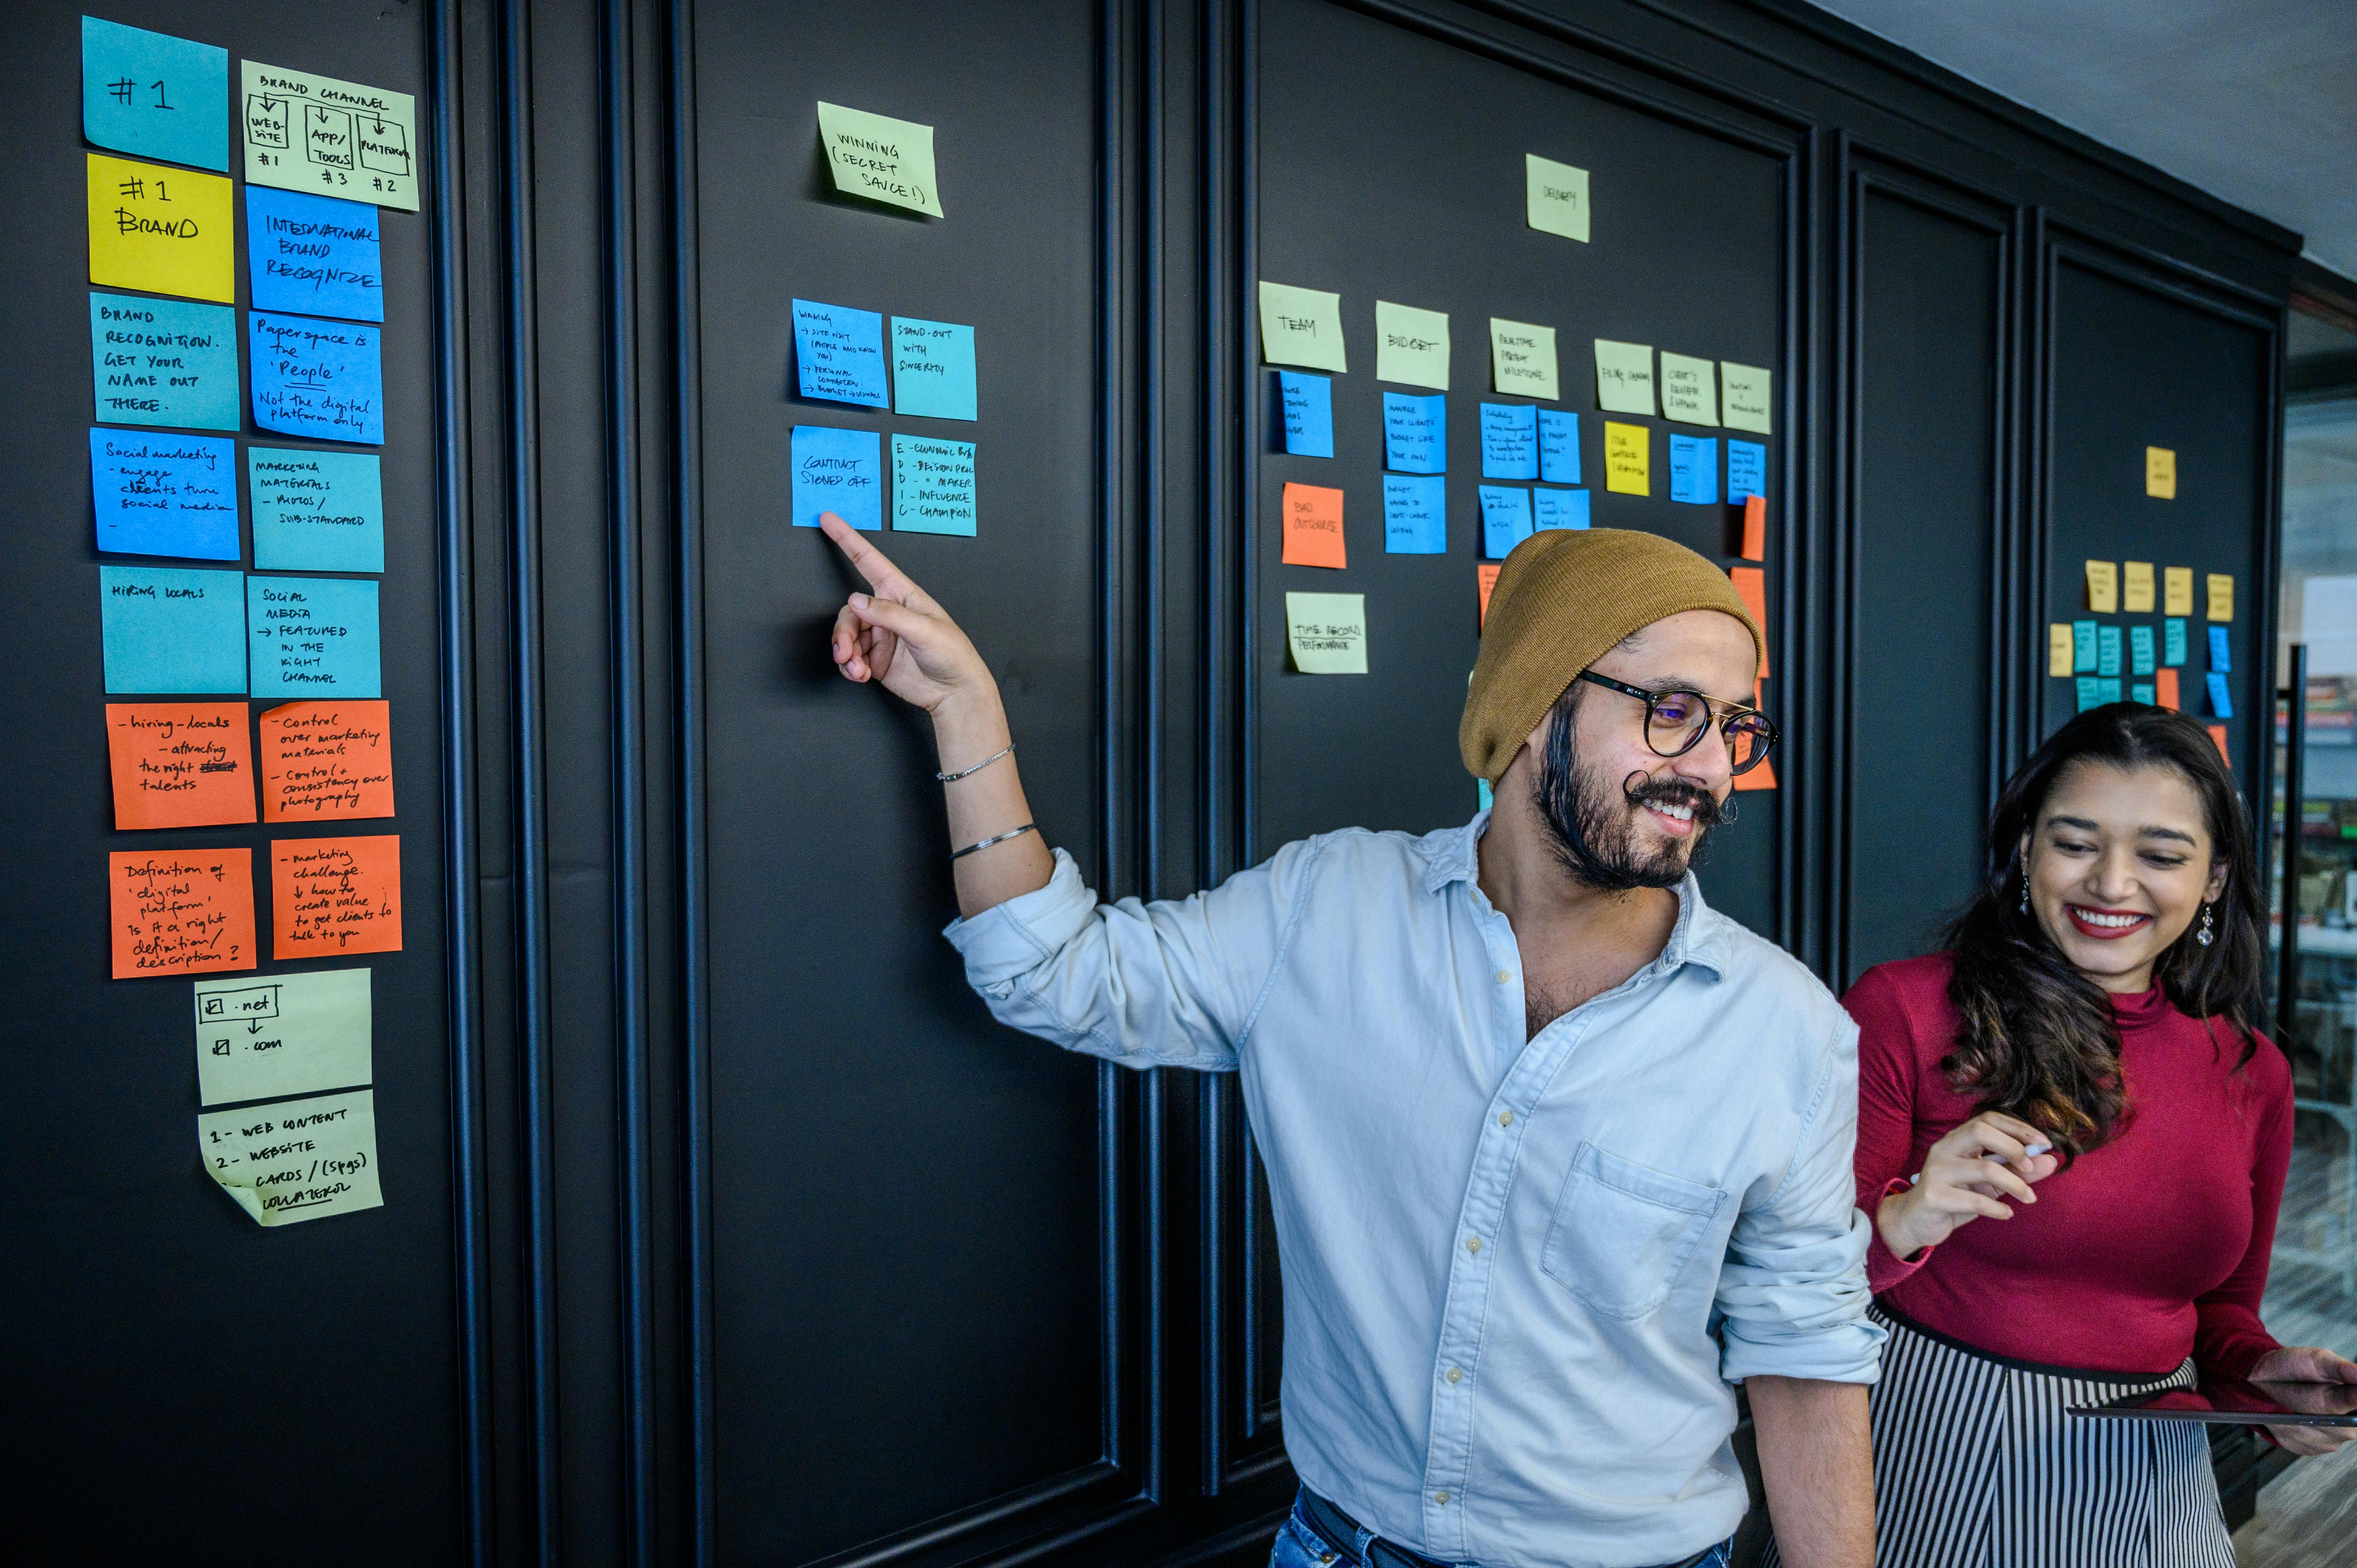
[1658,352,1719,426]
[199,1087,383,1226]
[1285,592,1367,674]
[1593,340,1655,415]
[2146,446,2176,499]
[1375,301,1449,389]
[1525,154,1590,242]
[1490,318,1558,398]
[86,152,233,303]
[815,101,942,217]
[1720,362,1773,433]
[2163,566,2193,617]
[2084,560,2118,613]
[2207,574,2233,622]
[2049,623,2074,678]
[1259,281,1346,372]
[1604,421,1650,495]
[2123,561,2155,613]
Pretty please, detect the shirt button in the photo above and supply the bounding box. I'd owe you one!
[1466,1237,1482,1254]
[1435,1491,1450,1505]
[1494,969,1511,985]
[1446,1366,1463,1384]
[1498,1111,1514,1127]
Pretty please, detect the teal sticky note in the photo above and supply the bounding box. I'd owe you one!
[1480,404,1537,479]
[82,17,229,172]
[1477,778,1493,811]
[890,316,977,420]
[2096,678,2123,704]
[2097,625,2123,678]
[1538,409,1579,484]
[250,313,384,444]
[1279,372,1334,457]
[2072,620,2098,674]
[1384,393,1445,474]
[2207,625,2231,673]
[2129,625,2156,677]
[249,447,384,572]
[793,299,888,407]
[2131,682,2156,705]
[1669,436,1718,504]
[89,429,238,559]
[91,293,239,431]
[891,434,976,535]
[791,425,883,530]
[1480,485,1533,557]
[2164,617,2187,666]
[1383,474,1445,553]
[247,575,381,698]
[1533,487,1589,531]
[2206,671,2233,719]
[100,564,246,693]
[245,188,384,322]
[2074,676,2102,713]
[1726,439,1767,502]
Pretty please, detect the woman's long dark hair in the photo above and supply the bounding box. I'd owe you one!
[1942,704,2265,1154]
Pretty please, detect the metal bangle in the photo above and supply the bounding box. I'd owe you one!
[951,823,1037,860]
[935,743,1014,783]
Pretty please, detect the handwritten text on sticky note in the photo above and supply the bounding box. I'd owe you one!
[245,187,383,322]
[1285,592,1367,674]
[892,434,977,535]
[82,16,230,171]
[1376,301,1449,390]
[259,700,394,822]
[1658,352,1718,426]
[107,703,256,830]
[1280,482,1347,568]
[1384,392,1445,474]
[87,152,234,303]
[248,575,381,699]
[242,60,420,210]
[1604,422,1649,495]
[90,430,239,560]
[1593,340,1655,415]
[1525,154,1590,242]
[1258,281,1346,373]
[273,834,402,959]
[250,312,384,443]
[816,101,942,217]
[1383,474,1446,554]
[793,299,888,407]
[890,315,976,420]
[1481,403,1538,479]
[1490,318,1558,399]
[101,564,247,695]
[791,425,883,531]
[112,847,255,978]
[250,448,384,573]
[91,292,239,431]
[200,1088,383,1225]
[195,968,372,1107]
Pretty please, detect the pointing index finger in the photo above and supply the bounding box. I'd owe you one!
[819,512,939,612]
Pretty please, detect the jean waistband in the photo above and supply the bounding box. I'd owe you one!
[1297,1488,1718,1568]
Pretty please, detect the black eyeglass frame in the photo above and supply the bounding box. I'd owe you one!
[1573,670,1779,775]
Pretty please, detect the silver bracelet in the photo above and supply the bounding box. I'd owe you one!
[936,743,1014,783]
[952,822,1037,860]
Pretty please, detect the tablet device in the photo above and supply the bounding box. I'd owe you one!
[2069,1374,2357,1427]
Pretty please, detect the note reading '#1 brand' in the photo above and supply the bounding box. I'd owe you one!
[242,60,419,210]
[816,102,942,218]
[86,152,234,303]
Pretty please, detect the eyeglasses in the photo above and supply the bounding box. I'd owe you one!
[1575,671,1779,775]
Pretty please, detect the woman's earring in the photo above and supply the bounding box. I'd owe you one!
[2020,875,2030,914]
[2197,902,2214,947]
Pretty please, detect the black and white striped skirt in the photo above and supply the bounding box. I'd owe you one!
[1764,1305,2234,1568]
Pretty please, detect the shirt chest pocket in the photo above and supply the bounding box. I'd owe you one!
[1540,1140,1728,1319]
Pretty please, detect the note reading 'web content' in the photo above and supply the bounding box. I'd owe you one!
[199,1088,383,1226]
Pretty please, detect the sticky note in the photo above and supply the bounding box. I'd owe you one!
[791,425,883,531]
[1537,410,1579,484]
[2146,446,2176,499]
[1533,487,1589,531]
[1726,440,1766,503]
[2072,620,2098,674]
[244,187,383,323]
[2131,682,2156,705]
[2084,560,2118,613]
[82,16,230,171]
[2096,678,2123,704]
[1480,486,1533,557]
[2205,671,2233,719]
[2155,668,2180,710]
[1279,371,1335,457]
[793,299,888,407]
[86,152,234,303]
[2123,561,2155,614]
[1383,474,1446,554]
[1739,494,1766,561]
[241,60,419,209]
[249,448,384,572]
[816,101,941,217]
[250,312,384,443]
[91,293,238,430]
[1281,482,1347,568]
[1729,567,1769,677]
[1594,341,1655,415]
[111,847,255,977]
[1478,778,1495,811]
[273,833,403,958]
[1733,754,1777,793]
[2206,724,2230,766]
[2207,573,2234,622]
[247,576,379,698]
[1720,362,1773,432]
[258,700,394,822]
[2164,618,2188,666]
[106,703,256,830]
[890,316,977,419]
[1489,319,1558,399]
[1659,353,1719,426]
[1375,301,1449,389]
[2096,625,2123,678]
[2207,624,2231,673]
[2075,676,2102,713]
[200,1088,382,1225]
[1383,392,1445,473]
[89,430,238,559]
[1525,154,1590,242]
[1285,592,1367,674]
[2129,625,2156,676]
[2164,566,2194,616]
[101,565,246,693]
[1669,436,1718,504]
[1477,564,1501,629]
[1258,282,1346,372]
[1481,403,1538,479]
[195,968,373,1107]
[1604,421,1649,495]
[2049,624,2074,678]
[890,434,976,535]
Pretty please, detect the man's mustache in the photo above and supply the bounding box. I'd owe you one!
[1621,771,1734,828]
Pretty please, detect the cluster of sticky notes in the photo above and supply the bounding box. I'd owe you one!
[816,101,942,218]
[200,1087,383,1225]
[794,299,979,418]
[108,698,394,832]
[791,426,978,536]
[790,300,981,536]
[2059,559,2238,720]
[98,565,383,698]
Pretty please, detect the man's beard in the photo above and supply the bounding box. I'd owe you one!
[1533,699,1731,892]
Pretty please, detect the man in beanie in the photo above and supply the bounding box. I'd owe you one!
[823,517,1877,1568]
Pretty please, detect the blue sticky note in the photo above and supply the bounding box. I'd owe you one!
[82,17,229,172]
[100,565,246,693]
[2128,625,2155,677]
[891,433,976,535]
[1279,371,1334,458]
[250,313,384,444]
[2131,682,2156,705]
[1477,778,1493,812]
[2097,625,2123,678]
[1382,474,1446,554]
[1533,487,1590,531]
[1669,436,1719,505]
[2096,679,2123,704]
[1479,486,1533,557]
[1480,404,1537,480]
[249,447,384,572]
[2164,617,2188,667]
[2206,672,2233,719]
[890,316,978,421]
[245,188,384,322]
[89,429,238,559]
[2074,676,2102,713]
[1727,439,1767,502]
[1384,392,1445,474]
[1538,410,1580,485]
[91,293,238,431]
[791,425,883,531]
[793,299,888,408]
[2207,625,2231,673]
[2072,620,2098,674]
[247,575,380,698]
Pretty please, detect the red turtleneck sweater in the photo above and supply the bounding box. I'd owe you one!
[1851,954,2292,1379]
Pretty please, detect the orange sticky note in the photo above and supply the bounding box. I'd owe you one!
[258,701,395,823]
[1478,563,1501,628]
[1739,493,1765,561]
[1280,482,1347,569]
[2206,725,2230,768]
[110,847,256,978]
[105,703,257,830]
[273,834,403,959]
[1729,566,1769,677]
[2154,668,2180,711]
[1733,679,1777,790]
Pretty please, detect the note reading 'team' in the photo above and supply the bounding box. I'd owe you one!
[1258,282,1347,373]
[194,968,373,1107]
[199,1087,383,1226]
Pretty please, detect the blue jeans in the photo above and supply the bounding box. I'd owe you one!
[1267,1491,1733,1568]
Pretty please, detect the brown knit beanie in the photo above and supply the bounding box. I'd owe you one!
[1460,528,1762,782]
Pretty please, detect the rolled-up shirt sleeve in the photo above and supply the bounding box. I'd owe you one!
[1715,1021,1885,1384]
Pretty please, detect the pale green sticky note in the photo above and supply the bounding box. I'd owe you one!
[1259,281,1346,372]
[1721,361,1772,432]
[1594,340,1655,414]
[194,968,372,1107]
[1490,318,1558,399]
[816,101,943,217]
[1376,301,1449,389]
[239,60,419,211]
[1526,154,1590,242]
[1286,592,1368,674]
[1658,352,1719,426]
[198,1087,382,1227]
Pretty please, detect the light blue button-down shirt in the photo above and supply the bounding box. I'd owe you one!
[946,816,1880,1568]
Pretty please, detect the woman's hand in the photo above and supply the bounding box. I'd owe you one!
[2250,1345,2357,1455]
[1874,1111,2062,1262]
[823,515,995,719]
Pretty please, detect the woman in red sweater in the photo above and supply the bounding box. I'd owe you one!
[1840,706,2353,1566]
